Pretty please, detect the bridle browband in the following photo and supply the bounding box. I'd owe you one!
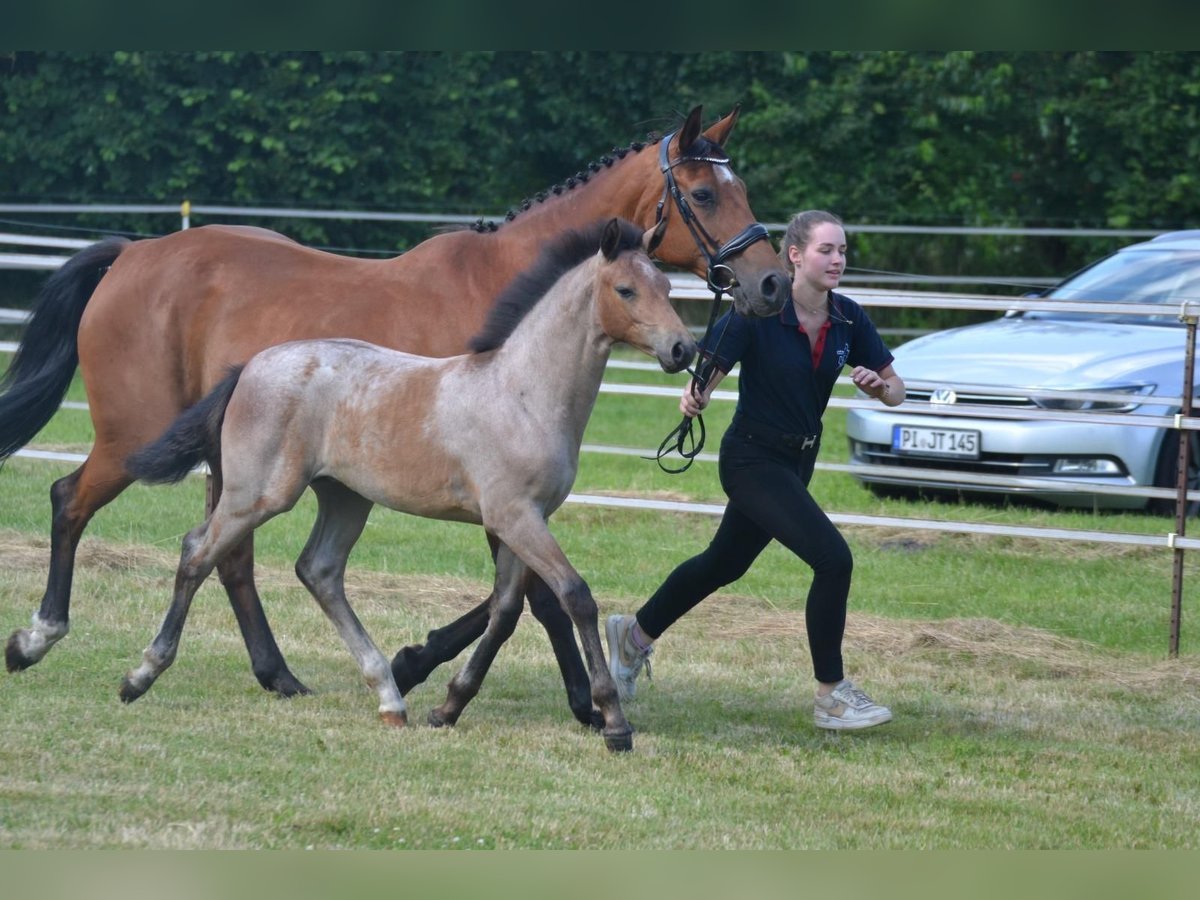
[654,133,770,294]
[649,130,772,473]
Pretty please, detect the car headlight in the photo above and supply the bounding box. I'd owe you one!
[1032,384,1155,413]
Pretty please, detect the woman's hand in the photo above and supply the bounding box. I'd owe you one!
[679,368,727,418]
[851,365,905,406]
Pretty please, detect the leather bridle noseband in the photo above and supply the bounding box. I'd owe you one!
[650,130,773,473]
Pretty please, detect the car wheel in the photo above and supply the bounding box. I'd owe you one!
[1150,430,1200,517]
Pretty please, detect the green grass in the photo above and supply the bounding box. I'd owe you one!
[2,356,1199,848]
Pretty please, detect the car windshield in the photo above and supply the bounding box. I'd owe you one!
[1029,248,1200,326]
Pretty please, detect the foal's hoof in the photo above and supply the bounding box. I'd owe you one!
[379,710,408,729]
[6,630,38,672]
[118,676,147,704]
[603,728,634,753]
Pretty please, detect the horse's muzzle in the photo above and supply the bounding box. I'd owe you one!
[661,337,697,374]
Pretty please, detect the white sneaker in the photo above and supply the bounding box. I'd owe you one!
[814,679,892,731]
[605,614,652,701]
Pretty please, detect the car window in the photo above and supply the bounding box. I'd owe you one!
[1031,249,1200,325]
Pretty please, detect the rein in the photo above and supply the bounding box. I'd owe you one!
[648,131,770,474]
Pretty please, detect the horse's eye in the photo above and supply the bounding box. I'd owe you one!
[691,188,713,205]
[616,286,635,300]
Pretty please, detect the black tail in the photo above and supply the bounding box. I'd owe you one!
[0,237,130,463]
[125,367,244,485]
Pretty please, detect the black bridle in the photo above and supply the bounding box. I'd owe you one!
[649,131,772,473]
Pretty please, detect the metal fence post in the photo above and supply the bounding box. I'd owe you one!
[1169,308,1197,657]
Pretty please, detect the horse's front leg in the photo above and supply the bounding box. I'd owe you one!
[525,575,600,730]
[427,542,527,730]
[493,516,632,752]
[391,531,593,731]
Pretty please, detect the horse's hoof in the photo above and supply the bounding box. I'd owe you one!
[379,710,408,728]
[6,630,38,672]
[266,672,311,698]
[391,644,427,696]
[118,677,147,704]
[427,708,451,729]
[603,728,634,753]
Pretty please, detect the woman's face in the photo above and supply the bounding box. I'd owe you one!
[788,222,847,292]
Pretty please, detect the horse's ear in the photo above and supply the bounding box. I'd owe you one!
[675,105,704,156]
[643,218,668,256]
[704,103,741,148]
[601,218,623,261]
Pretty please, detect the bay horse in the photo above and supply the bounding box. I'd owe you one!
[1,105,788,729]
[121,218,689,752]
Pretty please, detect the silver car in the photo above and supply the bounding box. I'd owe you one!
[846,231,1200,512]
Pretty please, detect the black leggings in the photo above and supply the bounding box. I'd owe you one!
[636,431,853,684]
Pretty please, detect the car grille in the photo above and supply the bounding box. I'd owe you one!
[904,388,1038,409]
[853,441,1057,477]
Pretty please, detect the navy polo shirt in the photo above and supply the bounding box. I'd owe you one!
[701,291,894,437]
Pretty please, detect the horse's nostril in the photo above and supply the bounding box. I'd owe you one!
[762,271,791,307]
[673,340,696,369]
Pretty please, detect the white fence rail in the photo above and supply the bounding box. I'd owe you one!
[1,213,1195,653]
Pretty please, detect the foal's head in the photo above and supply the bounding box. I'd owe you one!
[595,218,695,373]
[469,218,695,374]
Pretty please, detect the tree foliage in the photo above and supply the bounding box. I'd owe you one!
[2,51,1198,297]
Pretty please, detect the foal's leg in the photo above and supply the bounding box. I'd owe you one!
[119,513,249,703]
[427,540,528,729]
[295,480,405,727]
[493,513,632,752]
[391,533,596,728]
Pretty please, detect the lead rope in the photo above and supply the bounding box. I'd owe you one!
[649,285,734,474]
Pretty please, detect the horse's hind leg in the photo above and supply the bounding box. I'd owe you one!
[6,458,129,673]
[295,480,405,726]
[207,467,309,698]
[428,541,528,729]
[390,597,490,696]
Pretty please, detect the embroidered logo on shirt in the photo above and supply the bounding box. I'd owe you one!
[835,343,850,368]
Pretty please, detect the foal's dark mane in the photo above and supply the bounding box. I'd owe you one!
[469,219,644,354]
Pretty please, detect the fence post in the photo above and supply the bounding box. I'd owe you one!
[1169,311,1197,657]
[180,199,191,230]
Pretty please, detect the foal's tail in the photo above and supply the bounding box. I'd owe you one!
[0,238,129,463]
[125,367,244,485]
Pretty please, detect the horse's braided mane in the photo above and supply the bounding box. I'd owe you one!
[468,219,644,354]
[457,122,728,235]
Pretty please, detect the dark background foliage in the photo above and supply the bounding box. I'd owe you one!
[3,51,1198,329]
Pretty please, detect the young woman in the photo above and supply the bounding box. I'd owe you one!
[607,210,905,730]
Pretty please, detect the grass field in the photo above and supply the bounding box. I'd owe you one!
[2,353,1200,848]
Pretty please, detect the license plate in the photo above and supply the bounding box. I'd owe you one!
[892,425,980,459]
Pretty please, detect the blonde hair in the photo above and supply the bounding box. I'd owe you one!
[778,210,844,276]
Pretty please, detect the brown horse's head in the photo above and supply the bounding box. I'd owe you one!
[647,105,790,319]
[597,218,696,374]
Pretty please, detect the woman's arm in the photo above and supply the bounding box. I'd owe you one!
[851,363,905,408]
